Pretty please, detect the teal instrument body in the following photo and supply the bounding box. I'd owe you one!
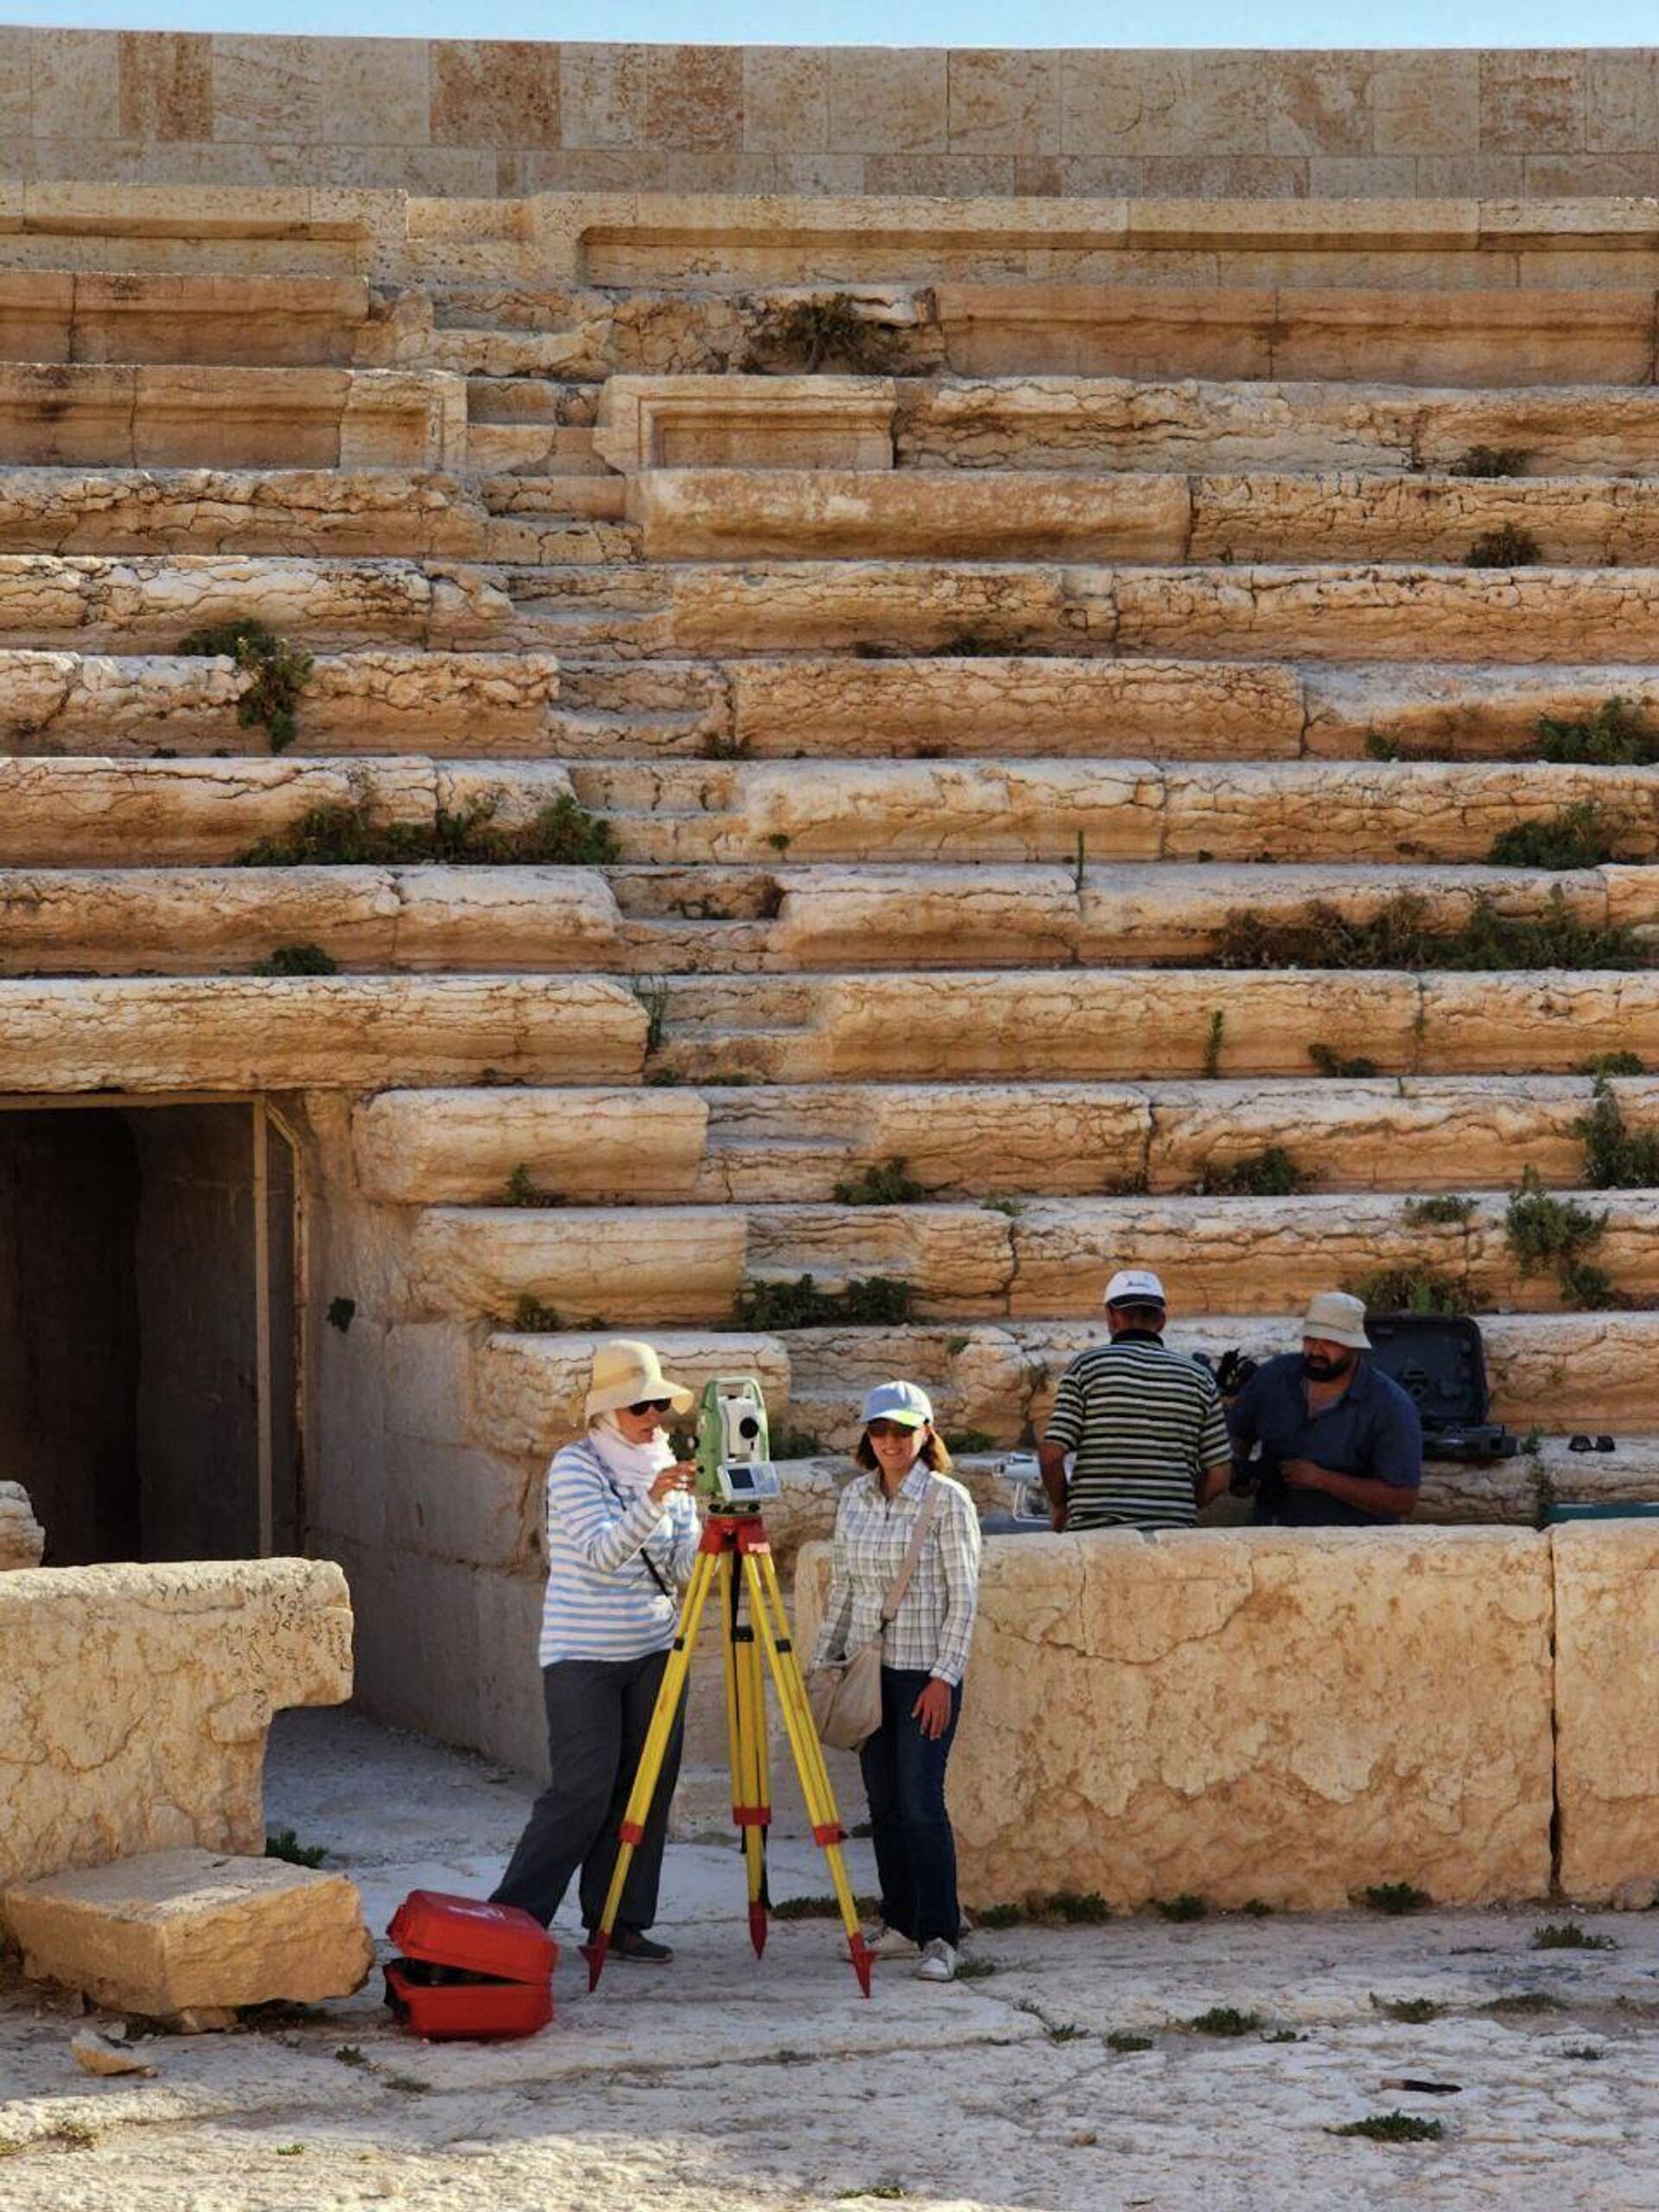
[696,1376,782,1507]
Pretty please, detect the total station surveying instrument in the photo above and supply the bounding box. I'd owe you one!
[582,1376,874,1996]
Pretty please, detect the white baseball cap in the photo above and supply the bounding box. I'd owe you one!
[1104,1269,1167,1308]
[861,1380,934,1428]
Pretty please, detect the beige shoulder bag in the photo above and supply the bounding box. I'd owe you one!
[808,1481,940,1752]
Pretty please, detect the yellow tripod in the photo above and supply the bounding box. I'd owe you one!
[582,1510,873,1997]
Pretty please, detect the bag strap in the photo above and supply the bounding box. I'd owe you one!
[879,1478,940,1625]
[596,1462,676,1601]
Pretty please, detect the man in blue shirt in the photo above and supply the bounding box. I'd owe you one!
[1225,1291,1422,1528]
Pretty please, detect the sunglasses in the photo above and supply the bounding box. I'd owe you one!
[627,1398,674,1416]
[866,1419,922,1440]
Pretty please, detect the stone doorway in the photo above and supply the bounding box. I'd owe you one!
[0,1099,301,1567]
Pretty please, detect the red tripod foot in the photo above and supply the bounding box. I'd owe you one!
[848,1931,874,1999]
[748,1900,769,1958]
[582,1931,610,1992]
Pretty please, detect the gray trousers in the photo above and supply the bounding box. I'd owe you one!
[491,1650,685,1932]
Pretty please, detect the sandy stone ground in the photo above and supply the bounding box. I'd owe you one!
[3,1708,1658,2212]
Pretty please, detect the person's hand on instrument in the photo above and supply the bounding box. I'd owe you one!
[649,1461,697,1503]
[912,1679,954,1740]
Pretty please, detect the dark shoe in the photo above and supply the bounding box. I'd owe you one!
[604,1928,673,1964]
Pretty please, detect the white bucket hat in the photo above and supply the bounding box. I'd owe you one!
[1301,1291,1371,1351]
[585,1339,695,1421]
[861,1380,934,1429]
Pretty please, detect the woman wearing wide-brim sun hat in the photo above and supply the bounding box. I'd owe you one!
[810,1380,982,1985]
[491,1340,701,1964]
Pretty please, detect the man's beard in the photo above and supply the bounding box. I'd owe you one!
[1303,1349,1357,1382]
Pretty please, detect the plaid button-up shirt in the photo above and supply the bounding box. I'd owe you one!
[810,1463,982,1688]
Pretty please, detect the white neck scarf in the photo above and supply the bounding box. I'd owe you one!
[590,1416,674,1497]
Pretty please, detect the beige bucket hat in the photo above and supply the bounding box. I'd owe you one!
[1301,1291,1371,1350]
[585,1339,696,1421]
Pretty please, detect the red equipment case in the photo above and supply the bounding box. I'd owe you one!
[385,1891,556,2041]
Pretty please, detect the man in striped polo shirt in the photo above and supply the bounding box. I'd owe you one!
[1038,1270,1233,1532]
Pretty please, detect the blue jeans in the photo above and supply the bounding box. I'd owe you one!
[857,1666,963,1948]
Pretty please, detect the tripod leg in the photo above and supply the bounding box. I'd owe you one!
[721,1554,769,1957]
[741,1548,873,1998]
[742,1599,772,1957]
[584,1545,717,1993]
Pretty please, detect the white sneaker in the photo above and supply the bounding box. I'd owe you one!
[917,1939,959,1983]
[862,1923,918,1960]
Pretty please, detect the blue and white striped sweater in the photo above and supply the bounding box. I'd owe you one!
[537,1436,702,1667]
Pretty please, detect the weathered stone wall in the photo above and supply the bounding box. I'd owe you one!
[3,35,1658,200]
[799,1526,1567,1910]
[1554,1521,1659,1908]
[0,1558,353,1892]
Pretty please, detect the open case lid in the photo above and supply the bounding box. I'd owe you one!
[386,1890,557,1985]
[1364,1313,1492,1427]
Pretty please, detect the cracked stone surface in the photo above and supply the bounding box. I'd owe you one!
[5,1707,1655,2212]
[794,1526,1555,1908]
[0,1561,353,1891]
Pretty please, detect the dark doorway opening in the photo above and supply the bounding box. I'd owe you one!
[0,1100,300,1567]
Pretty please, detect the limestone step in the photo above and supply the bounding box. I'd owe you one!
[473,1311,1659,1458]
[0,649,562,753]
[0,866,622,975]
[0,365,467,471]
[352,1076,1654,1206]
[0,975,645,1092]
[645,969,1659,1082]
[502,560,1659,664]
[0,556,514,651]
[0,469,634,563]
[0,757,584,863]
[931,283,1659,385]
[0,270,378,368]
[725,657,1659,764]
[632,467,1659,569]
[400,1189,1659,1325]
[467,423,614,478]
[895,376,1659,478]
[575,759,1659,866]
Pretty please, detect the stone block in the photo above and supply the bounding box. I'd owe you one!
[560,43,648,149]
[743,48,829,153]
[32,29,122,142]
[0,1560,352,1889]
[824,48,948,155]
[1372,54,1481,155]
[948,51,1061,156]
[0,1482,45,1569]
[353,1085,710,1204]
[1554,1522,1659,1905]
[210,34,322,144]
[317,38,430,148]
[594,376,896,474]
[645,46,742,152]
[796,1527,1554,1910]
[3,1848,373,2016]
[118,30,213,143]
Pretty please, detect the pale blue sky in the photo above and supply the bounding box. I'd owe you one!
[3,3,1658,49]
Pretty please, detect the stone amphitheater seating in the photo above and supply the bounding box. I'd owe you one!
[9,184,1659,1778]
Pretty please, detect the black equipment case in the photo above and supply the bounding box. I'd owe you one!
[1364,1313,1519,1462]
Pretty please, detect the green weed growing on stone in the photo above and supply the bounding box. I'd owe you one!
[178,616,313,753]
[1347,1268,1473,1317]
[1504,1169,1611,1302]
[1580,1051,1645,1077]
[1198,1147,1306,1197]
[1488,801,1621,870]
[502,1164,561,1207]
[1106,2031,1154,2052]
[254,943,338,976]
[1217,888,1642,973]
[1466,523,1541,567]
[509,1294,563,1332]
[266,1829,327,1867]
[239,791,618,868]
[1183,2006,1262,2037]
[768,1424,826,1459]
[1532,1922,1617,1950]
[1576,1079,1659,1190]
[949,1428,995,1454]
[833,1158,928,1206]
[746,292,900,374]
[732,1275,913,1329]
[1362,1882,1432,1914]
[1309,1043,1380,1078]
[1326,2113,1444,2143]
[1155,1894,1208,1923]
[632,974,670,1056]
[1202,1008,1225,1078]
[1536,697,1659,766]
[326,1297,355,1334]
[1449,445,1530,478]
[1402,1195,1475,1225]
[1371,1994,1442,2023]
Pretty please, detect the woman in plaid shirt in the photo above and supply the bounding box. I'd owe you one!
[812,1380,982,1983]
